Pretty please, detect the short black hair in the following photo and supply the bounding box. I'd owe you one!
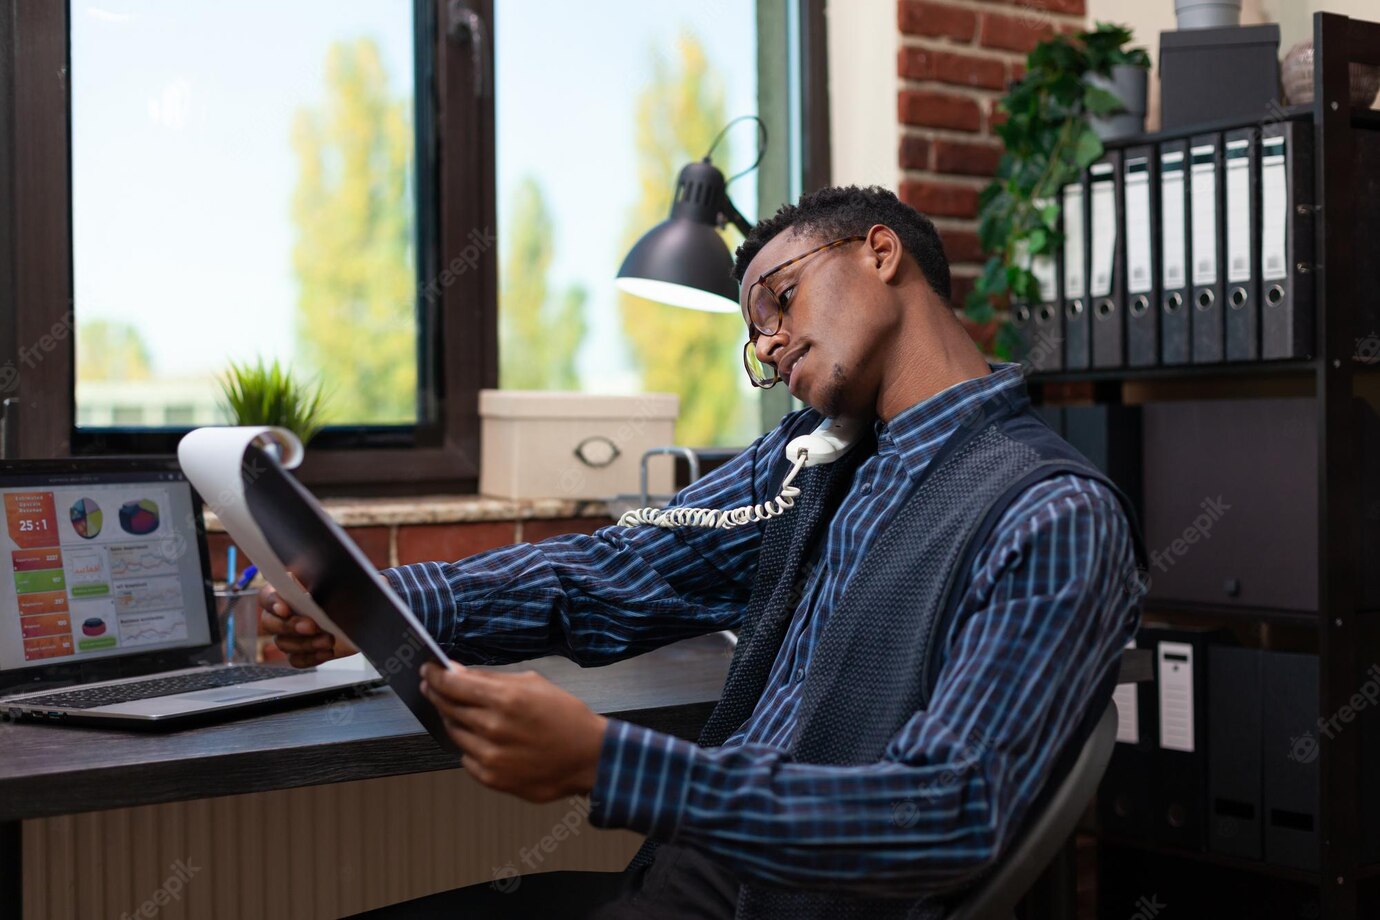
[732,184,951,301]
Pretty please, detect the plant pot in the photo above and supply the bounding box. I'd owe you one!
[1174,0,1241,29]
[1086,65,1148,141]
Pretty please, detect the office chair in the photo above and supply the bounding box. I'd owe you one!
[946,699,1119,920]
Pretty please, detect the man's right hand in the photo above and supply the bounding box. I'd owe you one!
[257,584,358,668]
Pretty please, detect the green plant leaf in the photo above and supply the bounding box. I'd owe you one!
[1083,83,1125,116]
[1074,128,1104,168]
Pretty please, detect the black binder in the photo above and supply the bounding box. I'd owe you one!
[1208,644,1262,860]
[1098,637,1158,838]
[1260,120,1316,360]
[1123,146,1159,366]
[1262,650,1319,871]
[1159,139,1192,365]
[1189,134,1225,363]
[1029,219,1063,372]
[1061,175,1091,370]
[1090,151,1124,368]
[1148,624,1225,851]
[1224,127,1260,361]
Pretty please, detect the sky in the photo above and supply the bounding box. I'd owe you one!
[71,1,758,409]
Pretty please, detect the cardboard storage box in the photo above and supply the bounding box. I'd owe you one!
[479,390,679,501]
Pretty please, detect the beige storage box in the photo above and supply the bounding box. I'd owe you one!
[479,390,679,501]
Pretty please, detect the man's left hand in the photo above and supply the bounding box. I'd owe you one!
[420,662,609,803]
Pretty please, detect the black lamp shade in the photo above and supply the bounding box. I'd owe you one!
[616,161,742,314]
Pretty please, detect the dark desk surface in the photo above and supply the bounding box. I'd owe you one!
[0,637,1153,823]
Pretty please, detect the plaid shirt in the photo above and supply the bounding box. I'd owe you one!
[382,362,1139,896]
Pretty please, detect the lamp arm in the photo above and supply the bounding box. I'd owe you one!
[718,193,753,237]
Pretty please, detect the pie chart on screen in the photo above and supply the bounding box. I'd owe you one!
[119,498,160,535]
[70,498,103,539]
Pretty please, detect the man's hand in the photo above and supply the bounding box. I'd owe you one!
[420,662,609,804]
[257,584,358,668]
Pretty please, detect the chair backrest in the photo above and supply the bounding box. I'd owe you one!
[946,699,1120,920]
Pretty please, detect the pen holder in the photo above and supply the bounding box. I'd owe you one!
[213,587,260,665]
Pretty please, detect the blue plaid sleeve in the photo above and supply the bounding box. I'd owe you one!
[588,477,1140,897]
[381,409,817,666]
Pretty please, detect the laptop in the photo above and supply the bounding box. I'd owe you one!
[0,456,380,728]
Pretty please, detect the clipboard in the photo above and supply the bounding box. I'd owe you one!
[178,427,459,753]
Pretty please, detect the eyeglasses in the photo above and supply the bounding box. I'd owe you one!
[741,235,865,388]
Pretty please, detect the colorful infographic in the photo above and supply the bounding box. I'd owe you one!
[118,498,160,536]
[69,498,103,539]
[2,486,189,664]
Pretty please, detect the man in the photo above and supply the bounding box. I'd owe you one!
[261,185,1146,919]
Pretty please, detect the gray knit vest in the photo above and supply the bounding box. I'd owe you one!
[625,385,1146,920]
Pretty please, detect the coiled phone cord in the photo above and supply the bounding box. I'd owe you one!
[616,448,810,530]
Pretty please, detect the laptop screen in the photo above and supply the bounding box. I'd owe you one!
[0,470,213,672]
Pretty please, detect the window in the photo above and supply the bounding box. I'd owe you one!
[3,1,825,488]
[70,1,421,432]
[494,1,761,448]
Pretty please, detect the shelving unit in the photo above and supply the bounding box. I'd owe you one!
[1021,13,1380,919]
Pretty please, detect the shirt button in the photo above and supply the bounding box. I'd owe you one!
[795,666,806,682]
[861,481,872,494]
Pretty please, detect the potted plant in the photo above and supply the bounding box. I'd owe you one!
[964,23,1150,358]
[219,357,329,446]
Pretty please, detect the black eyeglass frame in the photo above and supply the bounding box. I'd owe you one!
[740,235,865,388]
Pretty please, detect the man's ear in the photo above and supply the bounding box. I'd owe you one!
[866,225,903,284]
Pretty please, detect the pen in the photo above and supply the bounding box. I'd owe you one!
[232,565,258,591]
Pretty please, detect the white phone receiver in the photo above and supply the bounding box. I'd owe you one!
[616,415,867,530]
[786,415,865,468]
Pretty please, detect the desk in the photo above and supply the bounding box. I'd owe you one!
[0,637,1152,919]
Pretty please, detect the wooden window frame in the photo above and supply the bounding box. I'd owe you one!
[0,0,828,494]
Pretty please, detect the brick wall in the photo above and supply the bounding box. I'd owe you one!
[205,517,613,662]
[897,0,1087,311]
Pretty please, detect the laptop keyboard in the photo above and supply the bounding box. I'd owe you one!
[15,666,308,710]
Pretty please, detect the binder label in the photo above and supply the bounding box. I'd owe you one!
[1158,641,1196,753]
[1125,157,1153,295]
[1191,144,1218,286]
[1262,136,1288,281]
[1226,139,1252,284]
[1062,183,1085,298]
[1090,163,1116,298]
[1161,151,1187,290]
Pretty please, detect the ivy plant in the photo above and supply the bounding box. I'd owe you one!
[965,23,1150,357]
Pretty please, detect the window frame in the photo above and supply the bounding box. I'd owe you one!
[1,0,828,493]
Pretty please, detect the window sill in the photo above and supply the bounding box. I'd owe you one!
[202,494,612,532]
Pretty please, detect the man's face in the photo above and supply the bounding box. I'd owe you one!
[740,227,900,419]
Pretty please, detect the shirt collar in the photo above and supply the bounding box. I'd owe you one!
[872,362,1029,477]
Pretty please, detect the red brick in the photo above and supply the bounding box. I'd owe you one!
[933,139,1004,177]
[206,525,389,581]
[395,521,516,565]
[1009,0,1087,18]
[898,89,982,132]
[521,517,613,543]
[899,135,932,170]
[899,180,981,218]
[959,313,1001,352]
[979,11,1056,54]
[898,0,978,42]
[950,272,979,308]
[1009,61,1028,83]
[939,227,985,263]
[206,531,232,582]
[344,526,392,569]
[898,47,1008,90]
[987,98,1010,130]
